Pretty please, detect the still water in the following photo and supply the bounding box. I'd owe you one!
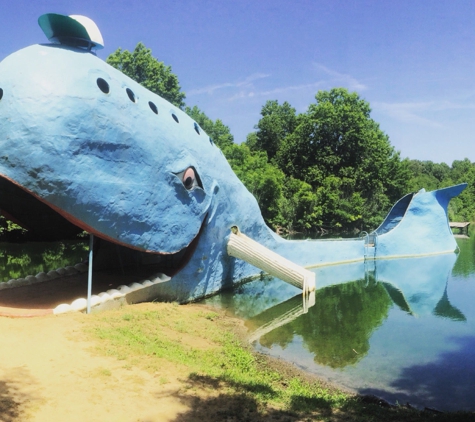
[203,234,475,412]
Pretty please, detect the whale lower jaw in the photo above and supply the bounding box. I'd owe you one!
[0,263,172,314]
[53,272,173,314]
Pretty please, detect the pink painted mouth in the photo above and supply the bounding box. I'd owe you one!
[0,174,204,277]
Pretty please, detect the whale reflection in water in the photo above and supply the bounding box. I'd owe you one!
[205,252,460,368]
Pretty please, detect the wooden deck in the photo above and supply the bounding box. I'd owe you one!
[450,222,470,233]
[450,222,470,228]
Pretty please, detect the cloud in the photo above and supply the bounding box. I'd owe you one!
[187,73,270,96]
[313,63,368,92]
[374,100,475,128]
[188,64,368,103]
[226,81,326,101]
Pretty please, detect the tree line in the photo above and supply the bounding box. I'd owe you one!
[106,42,475,234]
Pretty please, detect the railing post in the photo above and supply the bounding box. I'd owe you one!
[87,233,94,314]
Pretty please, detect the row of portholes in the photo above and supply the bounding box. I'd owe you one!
[0,83,213,145]
[96,77,204,136]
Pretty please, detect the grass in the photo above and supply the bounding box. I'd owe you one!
[84,302,475,421]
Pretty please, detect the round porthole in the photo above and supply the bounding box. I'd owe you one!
[194,122,200,135]
[172,113,179,123]
[96,78,110,94]
[149,101,158,114]
[126,88,136,103]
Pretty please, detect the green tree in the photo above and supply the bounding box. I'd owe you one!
[247,100,298,160]
[185,106,234,151]
[107,42,186,108]
[448,159,475,222]
[406,158,475,223]
[277,177,321,232]
[275,88,408,230]
[225,144,285,225]
[407,160,451,192]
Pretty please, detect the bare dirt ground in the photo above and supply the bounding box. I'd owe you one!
[0,309,225,422]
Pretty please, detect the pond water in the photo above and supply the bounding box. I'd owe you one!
[203,234,475,412]
[1,234,474,411]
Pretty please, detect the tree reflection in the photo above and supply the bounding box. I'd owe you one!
[259,278,392,368]
[0,240,88,281]
[452,236,475,278]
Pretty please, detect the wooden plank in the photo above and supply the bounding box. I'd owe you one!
[450,222,470,229]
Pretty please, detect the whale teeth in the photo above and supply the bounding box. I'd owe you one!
[53,303,73,314]
[47,270,60,279]
[3,264,173,314]
[128,283,143,292]
[89,295,102,307]
[106,289,124,299]
[74,263,88,272]
[117,285,132,293]
[64,266,78,276]
[71,298,87,311]
[155,273,171,283]
[98,292,112,301]
[35,272,49,281]
[25,275,37,284]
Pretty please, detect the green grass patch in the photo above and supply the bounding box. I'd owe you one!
[84,303,475,421]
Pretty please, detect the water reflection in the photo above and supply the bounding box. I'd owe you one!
[250,278,392,368]
[204,243,475,410]
[208,253,460,369]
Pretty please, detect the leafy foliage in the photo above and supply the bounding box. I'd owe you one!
[247,89,410,232]
[185,106,234,151]
[107,42,186,108]
[106,42,475,233]
[407,158,475,223]
[225,144,284,224]
[247,100,298,161]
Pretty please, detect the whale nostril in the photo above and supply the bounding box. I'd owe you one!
[171,113,179,123]
[96,78,109,94]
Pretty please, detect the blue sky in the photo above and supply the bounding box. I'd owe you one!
[1,0,474,164]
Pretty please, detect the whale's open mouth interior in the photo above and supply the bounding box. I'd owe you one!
[0,175,202,312]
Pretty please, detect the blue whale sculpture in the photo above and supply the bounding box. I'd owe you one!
[0,14,467,307]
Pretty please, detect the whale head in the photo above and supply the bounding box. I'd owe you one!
[0,21,271,287]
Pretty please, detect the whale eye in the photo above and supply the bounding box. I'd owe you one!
[183,167,197,190]
[177,167,201,190]
[0,88,3,100]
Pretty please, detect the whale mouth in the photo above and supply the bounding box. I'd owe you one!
[0,175,203,304]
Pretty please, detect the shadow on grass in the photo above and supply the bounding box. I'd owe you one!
[166,373,475,422]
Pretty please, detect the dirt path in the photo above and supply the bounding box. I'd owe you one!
[0,311,201,422]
